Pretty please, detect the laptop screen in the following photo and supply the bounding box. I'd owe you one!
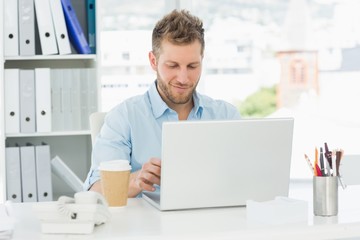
[144,118,294,211]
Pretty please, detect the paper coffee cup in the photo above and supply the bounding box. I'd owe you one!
[99,160,132,207]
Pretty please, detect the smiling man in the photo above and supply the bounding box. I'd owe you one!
[84,9,240,197]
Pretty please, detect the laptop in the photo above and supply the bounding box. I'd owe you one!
[142,118,294,211]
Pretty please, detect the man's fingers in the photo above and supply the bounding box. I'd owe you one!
[137,171,160,187]
[137,178,156,192]
[150,158,161,167]
[143,161,161,178]
[135,158,161,192]
[142,172,161,185]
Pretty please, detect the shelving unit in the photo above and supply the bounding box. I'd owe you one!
[0,0,101,202]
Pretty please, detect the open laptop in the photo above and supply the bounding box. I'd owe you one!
[142,118,294,211]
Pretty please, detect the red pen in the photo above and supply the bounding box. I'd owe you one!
[315,164,323,176]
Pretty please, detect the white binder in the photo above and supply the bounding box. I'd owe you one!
[18,0,36,56]
[51,155,83,192]
[34,0,58,55]
[4,69,20,134]
[20,144,38,202]
[80,69,89,130]
[35,68,52,132]
[4,0,19,56]
[71,69,82,130]
[50,69,64,131]
[20,69,36,133]
[79,68,97,130]
[87,69,98,122]
[62,69,73,131]
[35,144,53,202]
[49,0,72,55]
[5,146,22,203]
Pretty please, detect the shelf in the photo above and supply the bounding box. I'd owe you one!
[1,0,99,203]
[4,54,96,61]
[5,130,91,138]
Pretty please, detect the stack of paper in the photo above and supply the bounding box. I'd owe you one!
[246,196,308,225]
[0,201,15,239]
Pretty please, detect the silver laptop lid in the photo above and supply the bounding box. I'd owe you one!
[144,118,294,211]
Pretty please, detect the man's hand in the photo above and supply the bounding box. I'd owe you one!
[129,158,161,197]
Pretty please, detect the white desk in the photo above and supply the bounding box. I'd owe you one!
[10,180,360,239]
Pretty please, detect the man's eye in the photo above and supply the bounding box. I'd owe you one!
[188,65,197,69]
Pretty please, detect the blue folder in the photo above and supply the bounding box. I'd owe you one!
[86,0,96,54]
[61,0,91,54]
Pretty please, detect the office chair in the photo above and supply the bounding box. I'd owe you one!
[89,112,107,146]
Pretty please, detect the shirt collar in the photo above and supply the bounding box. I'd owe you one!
[192,91,203,118]
[148,81,204,119]
[148,81,169,118]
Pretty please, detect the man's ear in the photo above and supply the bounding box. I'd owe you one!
[148,51,157,71]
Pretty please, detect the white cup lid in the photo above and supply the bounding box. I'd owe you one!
[98,160,132,171]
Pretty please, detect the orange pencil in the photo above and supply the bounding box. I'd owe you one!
[314,147,319,176]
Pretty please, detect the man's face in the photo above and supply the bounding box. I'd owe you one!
[149,40,203,107]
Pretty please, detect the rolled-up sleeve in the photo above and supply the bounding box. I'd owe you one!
[83,106,132,190]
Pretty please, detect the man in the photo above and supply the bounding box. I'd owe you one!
[84,9,240,197]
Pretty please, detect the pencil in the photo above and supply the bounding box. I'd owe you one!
[314,147,319,176]
[304,154,315,175]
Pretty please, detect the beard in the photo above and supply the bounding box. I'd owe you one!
[156,73,199,105]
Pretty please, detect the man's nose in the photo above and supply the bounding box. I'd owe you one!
[177,68,189,84]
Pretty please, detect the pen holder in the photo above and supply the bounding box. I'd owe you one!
[313,176,338,216]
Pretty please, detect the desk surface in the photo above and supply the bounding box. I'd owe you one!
[11,180,360,240]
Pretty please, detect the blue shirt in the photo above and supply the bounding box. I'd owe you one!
[84,81,240,190]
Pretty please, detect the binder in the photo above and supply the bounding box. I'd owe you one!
[61,69,73,130]
[4,69,20,134]
[35,143,53,202]
[35,68,52,132]
[4,0,19,56]
[34,12,43,55]
[86,0,96,54]
[5,146,22,203]
[19,69,36,133]
[61,0,91,54]
[50,69,64,131]
[80,68,97,130]
[20,144,38,202]
[34,0,58,55]
[80,69,89,130]
[49,0,72,55]
[18,0,36,56]
[51,155,83,192]
[71,69,82,130]
[87,68,98,119]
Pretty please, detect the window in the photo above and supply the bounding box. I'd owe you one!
[100,0,360,179]
[99,0,168,110]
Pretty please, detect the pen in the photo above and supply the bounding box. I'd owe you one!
[332,149,337,176]
[324,142,332,168]
[336,149,347,189]
[319,147,326,176]
[324,142,332,174]
[315,164,323,177]
[335,149,341,177]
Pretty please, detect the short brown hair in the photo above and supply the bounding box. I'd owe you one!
[152,9,205,59]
